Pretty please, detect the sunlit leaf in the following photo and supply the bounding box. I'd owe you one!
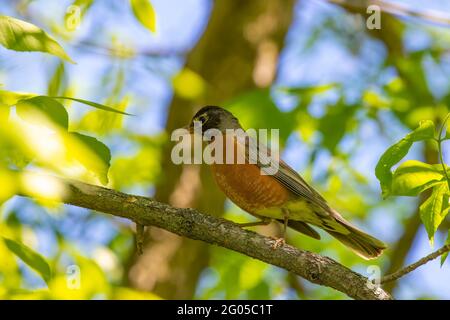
[16,96,69,129]
[111,147,160,188]
[172,68,205,100]
[280,83,336,96]
[2,237,52,284]
[281,83,336,111]
[47,62,66,97]
[112,287,161,300]
[7,289,48,300]
[69,132,111,185]
[0,235,21,289]
[77,98,129,134]
[20,172,67,202]
[0,90,33,107]
[1,90,130,116]
[363,90,390,109]
[0,169,17,204]
[391,160,445,196]
[130,0,156,33]
[295,109,316,143]
[0,117,34,169]
[239,259,267,291]
[419,183,449,245]
[375,120,436,198]
[0,104,9,120]
[385,77,404,93]
[49,255,108,299]
[0,15,74,63]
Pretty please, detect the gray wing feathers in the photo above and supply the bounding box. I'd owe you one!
[238,134,331,213]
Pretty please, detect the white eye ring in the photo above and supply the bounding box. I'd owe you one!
[198,115,207,123]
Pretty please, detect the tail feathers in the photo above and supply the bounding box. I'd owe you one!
[325,213,387,260]
[327,228,386,260]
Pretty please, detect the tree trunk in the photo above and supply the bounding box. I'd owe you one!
[127,0,295,299]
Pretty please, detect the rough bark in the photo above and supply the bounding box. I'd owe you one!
[128,0,296,299]
[29,177,392,300]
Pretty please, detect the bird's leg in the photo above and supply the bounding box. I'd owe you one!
[272,210,289,249]
[236,218,272,228]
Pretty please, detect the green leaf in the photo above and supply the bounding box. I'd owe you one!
[47,62,66,97]
[280,83,337,96]
[70,132,111,185]
[130,0,157,33]
[375,120,436,198]
[2,237,52,284]
[391,160,445,196]
[0,15,74,63]
[410,120,436,140]
[441,230,450,267]
[0,90,131,116]
[419,183,449,245]
[53,96,132,115]
[16,96,69,129]
[0,89,33,106]
[0,104,9,119]
[280,83,337,113]
[172,68,205,100]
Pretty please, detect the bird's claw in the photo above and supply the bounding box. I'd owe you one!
[270,237,285,249]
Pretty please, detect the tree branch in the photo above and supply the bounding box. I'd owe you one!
[381,244,450,284]
[22,177,392,300]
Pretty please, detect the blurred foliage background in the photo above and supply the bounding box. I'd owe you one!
[0,0,450,300]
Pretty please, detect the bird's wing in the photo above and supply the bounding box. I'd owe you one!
[274,160,331,212]
[238,133,331,214]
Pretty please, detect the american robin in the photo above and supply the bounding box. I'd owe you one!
[185,105,386,259]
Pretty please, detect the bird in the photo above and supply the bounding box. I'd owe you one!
[184,105,387,259]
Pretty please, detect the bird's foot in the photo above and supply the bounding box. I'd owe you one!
[270,237,285,249]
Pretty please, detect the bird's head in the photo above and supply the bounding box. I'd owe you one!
[187,106,241,134]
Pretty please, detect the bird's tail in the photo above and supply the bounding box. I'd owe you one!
[324,211,387,260]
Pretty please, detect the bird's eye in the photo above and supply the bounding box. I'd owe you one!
[197,115,207,123]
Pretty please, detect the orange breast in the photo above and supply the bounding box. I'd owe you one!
[211,133,291,216]
[212,162,291,215]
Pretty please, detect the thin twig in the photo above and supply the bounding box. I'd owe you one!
[381,244,450,284]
